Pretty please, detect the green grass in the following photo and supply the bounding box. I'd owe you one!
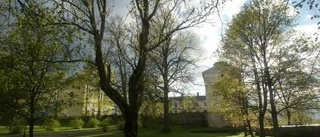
[0,126,9,134]
[83,125,244,137]
[1,125,245,137]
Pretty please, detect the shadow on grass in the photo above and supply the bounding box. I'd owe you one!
[1,125,244,137]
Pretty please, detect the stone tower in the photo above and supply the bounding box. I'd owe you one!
[202,62,229,127]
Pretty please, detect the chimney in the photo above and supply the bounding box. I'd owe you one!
[197,92,199,97]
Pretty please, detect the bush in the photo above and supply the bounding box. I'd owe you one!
[44,119,60,131]
[70,119,84,129]
[279,126,320,137]
[87,118,100,128]
[10,126,23,134]
[116,120,125,131]
[10,119,24,134]
[115,120,141,131]
[100,118,111,132]
[141,120,158,129]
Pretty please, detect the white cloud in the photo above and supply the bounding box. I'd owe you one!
[112,0,130,16]
[221,0,247,21]
[294,24,319,39]
[191,0,247,95]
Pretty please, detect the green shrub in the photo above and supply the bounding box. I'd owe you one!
[44,119,60,131]
[10,126,23,134]
[141,120,157,129]
[114,120,141,131]
[70,119,84,129]
[100,118,111,132]
[10,119,24,134]
[116,120,125,131]
[87,118,100,128]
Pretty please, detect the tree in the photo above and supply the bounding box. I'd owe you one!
[181,95,197,112]
[212,62,255,137]
[70,64,101,119]
[49,0,220,137]
[275,54,319,125]
[219,0,319,136]
[151,30,199,132]
[71,63,114,119]
[0,3,70,137]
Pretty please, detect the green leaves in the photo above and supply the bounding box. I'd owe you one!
[0,1,71,128]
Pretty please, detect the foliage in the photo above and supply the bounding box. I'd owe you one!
[10,126,24,134]
[100,118,112,132]
[9,119,24,134]
[86,118,100,128]
[217,0,319,136]
[139,100,163,121]
[43,118,60,131]
[69,64,114,118]
[70,119,84,129]
[116,120,125,131]
[0,1,71,136]
[279,126,320,137]
[181,96,197,112]
[49,0,223,136]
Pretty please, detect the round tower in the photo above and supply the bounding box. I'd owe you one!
[202,62,229,127]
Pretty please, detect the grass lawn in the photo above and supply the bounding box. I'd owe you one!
[0,125,245,137]
[82,125,244,137]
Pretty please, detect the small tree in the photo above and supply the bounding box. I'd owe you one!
[0,2,70,137]
[70,119,84,129]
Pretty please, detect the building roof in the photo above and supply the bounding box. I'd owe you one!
[202,61,230,75]
[202,67,217,75]
[170,95,206,101]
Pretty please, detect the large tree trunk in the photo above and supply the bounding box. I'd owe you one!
[161,84,171,132]
[269,86,280,137]
[124,109,139,137]
[28,117,34,137]
[249,44,266,137]
[263,52,280,137]
[244,98,254,137]
[94,22,145,137]
[258,115,265,137]
[29,97,35,137]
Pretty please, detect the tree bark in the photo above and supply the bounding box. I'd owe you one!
[124,108,139,137]
[161,83,171,132]
[249,44,266,137]
[84,84,89,121]
[263,50,280,137]
[246,117,254,137]
[286,109,291,125]
[244,98,254,137]
[28,117,34,137]
[29,96,35,137]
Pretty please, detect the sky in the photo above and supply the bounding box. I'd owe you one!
[112,0,320,96]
